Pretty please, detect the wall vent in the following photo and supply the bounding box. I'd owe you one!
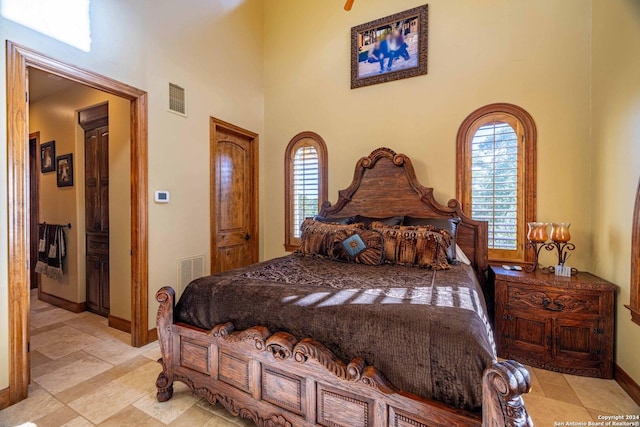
[168,83,187,116]
[177,255,204,296]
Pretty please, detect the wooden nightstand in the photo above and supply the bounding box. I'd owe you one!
[491,266,618,379]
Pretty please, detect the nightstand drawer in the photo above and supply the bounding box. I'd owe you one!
[503,282,601,315]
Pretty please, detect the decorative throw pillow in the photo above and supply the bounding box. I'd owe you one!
[329,229,384,265]
[354,215,404,226]
[403,217,461,264]
[370,222,451,270]
[298,219,365,258]
[313,215,355,225]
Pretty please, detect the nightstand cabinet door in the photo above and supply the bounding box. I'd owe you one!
[493,269,617,379]
[498,310,551,360]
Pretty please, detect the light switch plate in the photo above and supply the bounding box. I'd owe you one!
[154,190,170,203]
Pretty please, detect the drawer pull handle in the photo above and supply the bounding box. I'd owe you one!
[542,298,564,312]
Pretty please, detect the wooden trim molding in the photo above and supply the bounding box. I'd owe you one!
[5,41,149,409]
[284,131,328,252]
[0,387,10,410]
[628,177,640,326]
[38,291,86,313]
[147,327,158,343]
[615,364,640,406]
[456,103,537,263]
[108,315,132,333]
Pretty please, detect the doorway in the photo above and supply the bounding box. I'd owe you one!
[210,117,259,273]
[4,41,149,408]
[28,132,40,291]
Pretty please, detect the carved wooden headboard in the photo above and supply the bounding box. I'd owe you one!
[319,147,489,281]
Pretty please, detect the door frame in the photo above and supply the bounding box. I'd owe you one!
[4,41,149,408]
[209,117,259,272]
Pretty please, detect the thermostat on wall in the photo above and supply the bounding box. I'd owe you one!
[154,190,170,203]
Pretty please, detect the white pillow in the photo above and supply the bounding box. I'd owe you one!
[455,244,472,265]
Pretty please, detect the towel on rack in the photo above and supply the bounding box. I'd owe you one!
[46,225,66,280]
[34,222,48,275]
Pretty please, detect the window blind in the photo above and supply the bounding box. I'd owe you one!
[292,146,320,238]
[470,122,519,250]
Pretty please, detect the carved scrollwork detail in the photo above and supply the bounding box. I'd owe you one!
[266,332,297,360]
[482,360,533,427]
[347,357,365,381]
[221,325,270,351]
[174,374,293,427]
[361,366,398,394]
[211,322,235,337]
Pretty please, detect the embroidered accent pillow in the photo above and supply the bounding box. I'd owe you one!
[329,229,384,266]
[298,220,365,258]
[403,217,461,264]
[370,222,451,270]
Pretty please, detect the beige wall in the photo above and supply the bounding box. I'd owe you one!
[591,0,640,385]
[29,83,130,320]
[264,0,593,271]
[0,0,265,390]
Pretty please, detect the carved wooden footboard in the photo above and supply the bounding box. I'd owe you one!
[155,287,533,427]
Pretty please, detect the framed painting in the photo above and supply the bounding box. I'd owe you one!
[351,4,428,89]
[56,153,74,187]
[40,140,56,173]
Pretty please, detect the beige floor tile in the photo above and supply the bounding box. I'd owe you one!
[0,388,64,426]
[586,407,617,421]
[196,400,248,424]
[83,337,147,365]
[522,365,544,396]
[32,351,90,379]
[56,379,107,405]
[97,406,164,427]
[564,374,640,415]
[168,405,215,426]
[532,367,571,388]
[30,322,68,337]
[202,415,241,427]
[31,307,80,328]
[33,327,102,360]
[133,382,200,424]
[142,345,162,362]
[523,392,594,426]
[61,417,95,427]
[31,349,54,370]
[33,405,82,427]
[62,317,120,341]
[31,298,54,311]
[68,361,161,424]
[35,353,113,394]
[539,384,583,407]
[88,355,154,387]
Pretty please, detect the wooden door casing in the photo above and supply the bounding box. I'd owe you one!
[210,118,259,274]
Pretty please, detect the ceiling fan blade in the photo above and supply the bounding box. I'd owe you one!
[344,0,354,11]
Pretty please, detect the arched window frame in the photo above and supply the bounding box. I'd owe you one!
[456,103,537,263]
[284,132,328,251]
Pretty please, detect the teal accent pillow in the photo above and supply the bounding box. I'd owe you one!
[342,234,366,257]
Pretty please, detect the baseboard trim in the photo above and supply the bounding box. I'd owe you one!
[38,290,86,313]
[615,364,640,406]
[108,315,132,333]
[147,327,158,343]
[0,386,10,410]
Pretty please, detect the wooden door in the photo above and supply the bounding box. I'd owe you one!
[210,118,258,273]
[81,104,110,317]
[28,133,40,289]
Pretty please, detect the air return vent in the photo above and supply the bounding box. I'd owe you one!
[168,83,187,116]
[177,255,204,296]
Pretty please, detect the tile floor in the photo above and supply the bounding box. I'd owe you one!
[0,291,638,426]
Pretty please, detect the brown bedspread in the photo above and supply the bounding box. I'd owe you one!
[174,255,496,411]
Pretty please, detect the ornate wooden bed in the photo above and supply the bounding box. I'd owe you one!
[155,148,533,427]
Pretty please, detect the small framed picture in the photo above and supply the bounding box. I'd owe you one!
[40,141,56,173]
[351,4,428,89]
[56,154,74,187]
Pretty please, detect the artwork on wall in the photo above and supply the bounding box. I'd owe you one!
[40,140,56,173]
[351,4,428,89]
[56,154,74,187]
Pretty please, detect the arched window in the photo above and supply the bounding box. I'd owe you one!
[457,103,537,262]
[284,132,328,251]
